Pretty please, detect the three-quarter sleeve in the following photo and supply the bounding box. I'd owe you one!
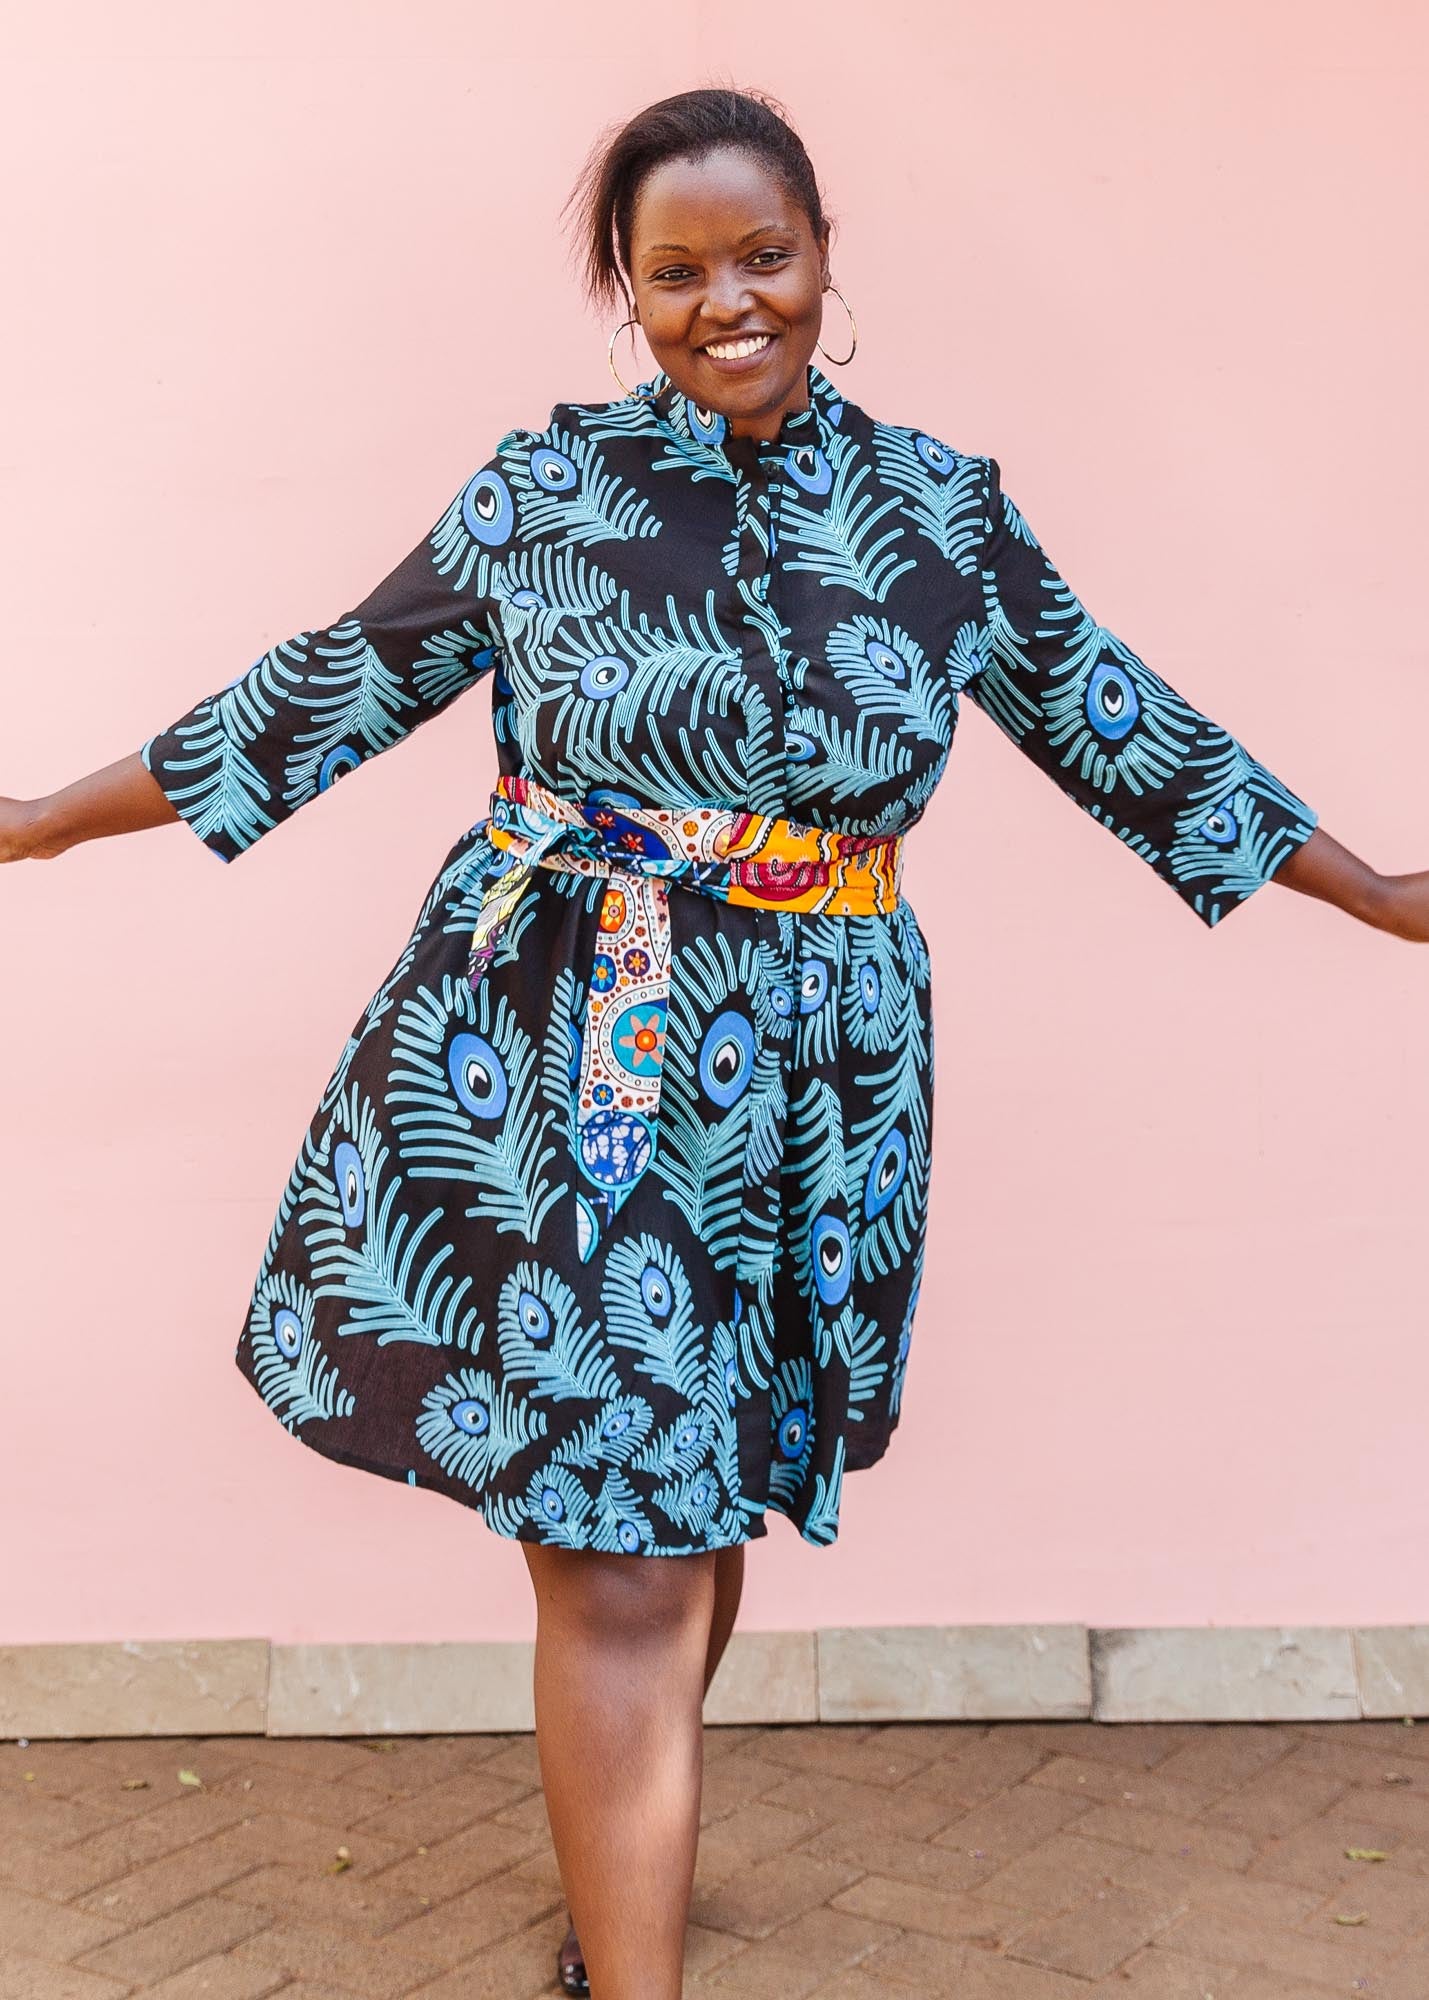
[962,454,1319,926]
[141,446,517,862]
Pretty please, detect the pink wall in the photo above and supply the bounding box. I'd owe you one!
[4,1,1426,1647]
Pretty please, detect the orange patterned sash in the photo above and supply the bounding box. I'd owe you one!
[466,775,903,1256]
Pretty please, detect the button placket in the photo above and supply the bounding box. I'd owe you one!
[722,444,789,814]
[758,450,795,698]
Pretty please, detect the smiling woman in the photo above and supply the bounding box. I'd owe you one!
[567,85,837,440]
[2,78,1417,2000]
[616,151,830,428]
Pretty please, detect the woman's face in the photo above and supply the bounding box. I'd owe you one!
[626,146,832,440]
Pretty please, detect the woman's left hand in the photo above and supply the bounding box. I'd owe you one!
[1358,871,1429,942]
[1276,828,1429,938]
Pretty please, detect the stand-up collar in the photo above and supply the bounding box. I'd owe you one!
[638,360,846,459]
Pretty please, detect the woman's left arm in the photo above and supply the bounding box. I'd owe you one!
[963,453,1328,928]
[1275,826,1429,940]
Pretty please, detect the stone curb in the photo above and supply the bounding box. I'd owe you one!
[4,1627,1427,1737]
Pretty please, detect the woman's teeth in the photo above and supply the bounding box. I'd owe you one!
[704,335,773,360]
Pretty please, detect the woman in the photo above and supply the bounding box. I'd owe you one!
[3,83,1423,2000]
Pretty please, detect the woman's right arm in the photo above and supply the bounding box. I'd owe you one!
[2,438,521,870]
[0,752,179,862]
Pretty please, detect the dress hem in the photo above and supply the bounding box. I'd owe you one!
[235,1350,898,1556]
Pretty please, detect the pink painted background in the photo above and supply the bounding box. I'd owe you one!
[4,2,1426,1648]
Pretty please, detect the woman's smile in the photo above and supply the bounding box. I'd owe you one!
[697,329,780,376]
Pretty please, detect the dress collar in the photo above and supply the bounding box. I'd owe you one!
[636,359,846,459]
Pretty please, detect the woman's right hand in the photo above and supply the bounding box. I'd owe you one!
[0,754,180,864]
[0,796,63,862]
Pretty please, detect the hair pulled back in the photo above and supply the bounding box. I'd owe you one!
[564,85,831,318]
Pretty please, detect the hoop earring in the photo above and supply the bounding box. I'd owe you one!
[816,284,858,367]
[607,315,641,397]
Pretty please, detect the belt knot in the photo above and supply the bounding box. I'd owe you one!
[465,776,903,1257]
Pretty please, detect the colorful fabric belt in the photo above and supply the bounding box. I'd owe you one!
[466,774,903,1255]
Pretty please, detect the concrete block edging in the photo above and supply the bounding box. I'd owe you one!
[4,1626,1429,1738]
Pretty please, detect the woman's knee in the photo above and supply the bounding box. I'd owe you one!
[525,1544,716,1650]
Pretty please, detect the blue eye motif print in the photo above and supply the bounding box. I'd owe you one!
[318,744,361,789]
[272,1306,304,1360]
[858,961,882,1013]
[450,1397,490,1436]
[639,1264,673,1318]
[777,1405,809,1459]
[798,960,829,1013]
[460,468,514,546]
[516,1288,552,1342]
[864,638,908,681]
[332,1140,365,1228]
[811,1213,852,1306]
[1037,638,1199,797]
[617,1520,643,1552]
[1084,660,1141,741]
[580,655,630,700]
[530,446,578,491]
[784,445,832,494]
[784,729,817,762]
[699,1011,755,1107]
[448,1033,508,1119]
[1198,799,1240,845]
[913,433,955,475]
[508,587,546,611]
[865,1130,907,1217]
[687,402,727,445]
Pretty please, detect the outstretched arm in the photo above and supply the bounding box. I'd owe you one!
[1,441,519,872]
[0,753,178,862]
[1275,824,1429,940]
[965,453,1322,926]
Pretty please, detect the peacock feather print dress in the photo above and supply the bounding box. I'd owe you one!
[141,362,1319,1555]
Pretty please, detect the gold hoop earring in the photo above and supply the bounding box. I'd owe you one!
[816,283,858,367]
[607,314,642,397]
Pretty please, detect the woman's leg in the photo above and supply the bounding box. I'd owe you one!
[704,1542,746,1692]
[553,1540,747,1992]
[552,1536,744,1976]
[526,1541,717,2000]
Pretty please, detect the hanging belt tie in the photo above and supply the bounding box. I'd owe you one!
[466,774,904,1256]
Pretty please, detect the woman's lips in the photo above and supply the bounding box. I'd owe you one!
[698,332,778,374]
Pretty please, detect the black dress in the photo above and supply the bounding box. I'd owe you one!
[140,363,1319,1554]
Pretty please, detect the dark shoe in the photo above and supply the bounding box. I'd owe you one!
[557,1919,589,1996]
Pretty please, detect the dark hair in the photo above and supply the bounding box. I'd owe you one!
[563,85,832,317]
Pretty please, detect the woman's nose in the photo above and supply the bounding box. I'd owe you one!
[702,270,756,318]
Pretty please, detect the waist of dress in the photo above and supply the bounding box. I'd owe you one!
[464,775,905,1251]
[480,773,904,914]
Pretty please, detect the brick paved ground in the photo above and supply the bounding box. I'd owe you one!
[3,1719,1429,1997]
